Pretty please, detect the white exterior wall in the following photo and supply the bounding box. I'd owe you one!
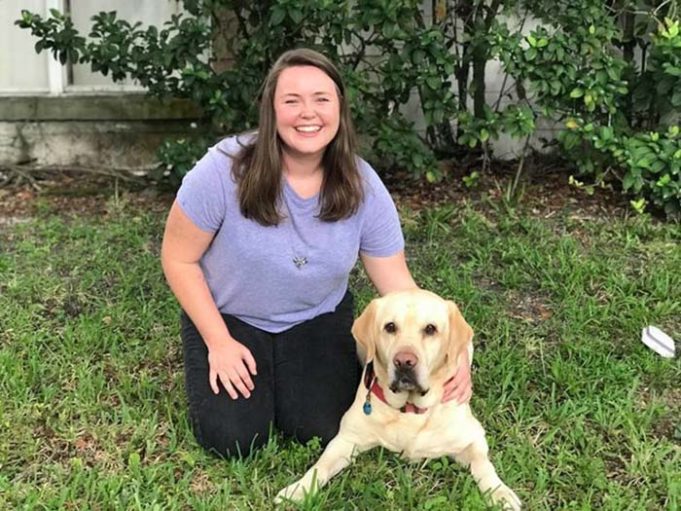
[0,0,51,93]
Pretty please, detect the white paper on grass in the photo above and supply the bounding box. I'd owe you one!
[641,326,676,358]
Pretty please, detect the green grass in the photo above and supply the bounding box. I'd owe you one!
[1,195,679,510]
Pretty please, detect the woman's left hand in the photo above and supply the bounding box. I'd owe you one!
[442,349,472,404]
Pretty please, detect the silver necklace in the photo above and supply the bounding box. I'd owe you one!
[292,255,308,269]
[281,194,308,269]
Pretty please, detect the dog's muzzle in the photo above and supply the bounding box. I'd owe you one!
[389,367,428,394]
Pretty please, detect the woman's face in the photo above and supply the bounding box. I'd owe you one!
[274,65,341,163]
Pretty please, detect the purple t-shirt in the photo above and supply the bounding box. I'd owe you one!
[176,135,404,333]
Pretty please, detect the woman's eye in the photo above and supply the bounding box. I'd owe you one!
[384,322,397,334]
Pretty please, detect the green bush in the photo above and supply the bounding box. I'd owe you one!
[15,0,681,216]
[490,4,680,217]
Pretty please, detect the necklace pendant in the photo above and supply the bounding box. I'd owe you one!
[293,256,308,268]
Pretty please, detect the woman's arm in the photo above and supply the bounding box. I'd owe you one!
[161,200,256,399]
[359,250,417,296]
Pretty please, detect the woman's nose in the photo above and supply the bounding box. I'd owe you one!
[299,100,315,117]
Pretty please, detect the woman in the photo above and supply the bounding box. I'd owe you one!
[161,48,471,458]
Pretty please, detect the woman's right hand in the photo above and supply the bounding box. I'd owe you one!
[207,338,257,399]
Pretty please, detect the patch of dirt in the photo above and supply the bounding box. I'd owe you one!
[0,160,630,222]
[0,169,173,220]
[384,155,630,219]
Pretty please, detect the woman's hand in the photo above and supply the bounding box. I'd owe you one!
[207,338,257,399]
[442,349,472,404]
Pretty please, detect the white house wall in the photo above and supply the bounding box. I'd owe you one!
[0,0,51,93]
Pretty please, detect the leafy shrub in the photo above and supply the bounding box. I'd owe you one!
[15,0,681,216]
[491,4,680,217]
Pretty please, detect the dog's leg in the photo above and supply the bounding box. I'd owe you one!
[452,438,521,510]
[275,434,365,505]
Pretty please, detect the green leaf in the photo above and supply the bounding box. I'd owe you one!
[570,88,584,98]
[270,7,285,26]
[622,173,635,190]
[426,76,440,90]
[635,158,652,170]
[672,89,681,107]
[288,8,303,24]
[550,80,561,95]
[607,67,620,80]
[651,160,666,174]
[663,65,681,77]
[630,198,646,213]
[382,23,397,38]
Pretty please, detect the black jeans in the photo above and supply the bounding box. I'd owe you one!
[181,291,361,458]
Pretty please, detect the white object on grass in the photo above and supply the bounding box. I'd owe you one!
[641,326,676,358]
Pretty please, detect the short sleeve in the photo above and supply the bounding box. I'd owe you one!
[359,161,405,257]
[176,150,228,233]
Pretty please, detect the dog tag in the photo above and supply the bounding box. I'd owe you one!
[363,401,372,415]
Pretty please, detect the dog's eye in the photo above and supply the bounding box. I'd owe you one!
[384,322,397,334]
[424,324,437,335]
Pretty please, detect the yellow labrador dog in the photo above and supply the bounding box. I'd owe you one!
[276,289,521,510]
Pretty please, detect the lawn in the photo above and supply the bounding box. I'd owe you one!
[0,191,679,510]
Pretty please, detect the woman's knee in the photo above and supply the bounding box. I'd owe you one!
[278,412,343,448]
[190,409,272,458]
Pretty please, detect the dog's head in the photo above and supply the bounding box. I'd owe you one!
[352,289,472,399]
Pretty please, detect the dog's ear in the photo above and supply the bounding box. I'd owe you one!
[446,300,473,365]
[352,299,378,362]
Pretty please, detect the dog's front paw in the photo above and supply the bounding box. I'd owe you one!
[490,484,521,511]
[274,478,313,506]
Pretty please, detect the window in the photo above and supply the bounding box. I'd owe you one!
[0,0,183,94]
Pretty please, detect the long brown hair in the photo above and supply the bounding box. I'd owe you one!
[231,48,363,226]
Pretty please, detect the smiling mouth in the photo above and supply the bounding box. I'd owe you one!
[295,126,322,133]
